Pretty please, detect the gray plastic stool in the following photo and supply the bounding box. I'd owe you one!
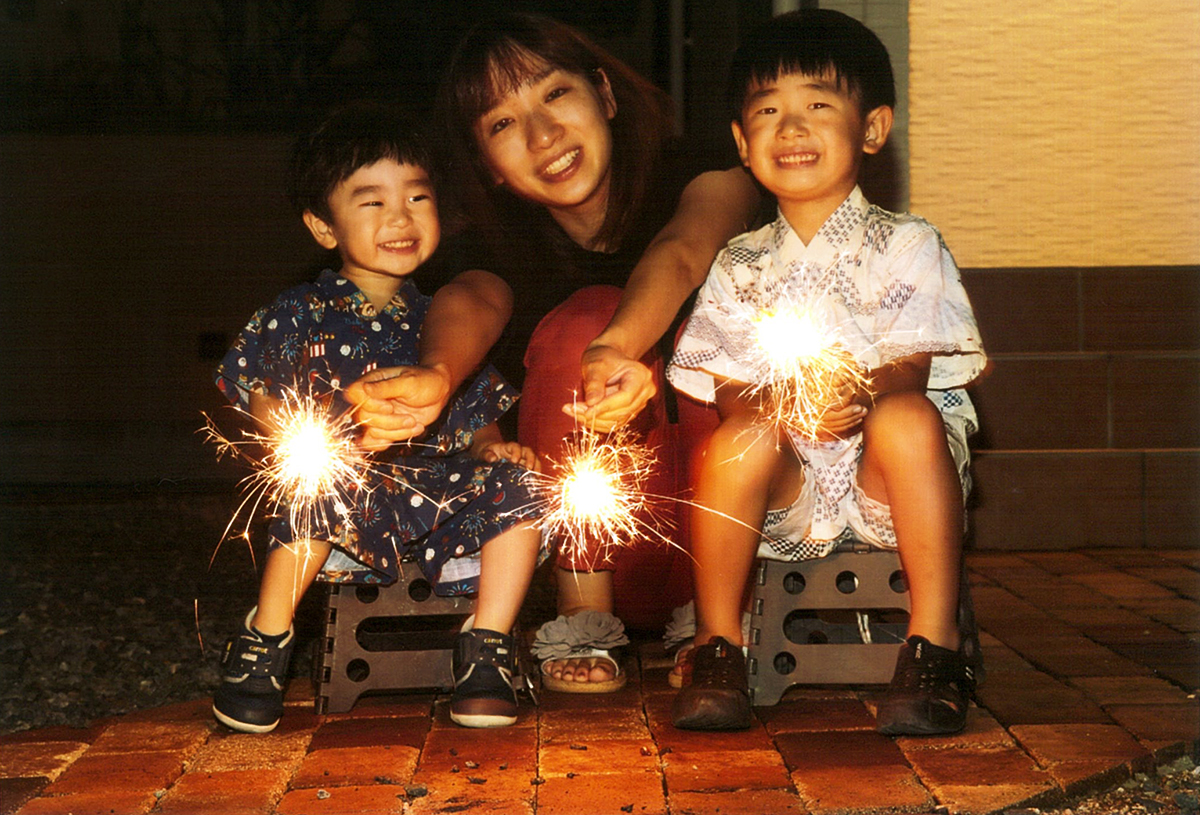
[314,561,473,714]
[747,543,911,706]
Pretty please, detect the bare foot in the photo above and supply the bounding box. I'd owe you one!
[544,657,616,684]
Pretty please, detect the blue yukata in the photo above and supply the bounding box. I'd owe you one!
[216,269,544,596]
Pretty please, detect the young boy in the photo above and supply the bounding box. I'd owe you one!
[667,10,987,735]
[212,102,546,732]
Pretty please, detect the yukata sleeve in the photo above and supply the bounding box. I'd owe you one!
[420,364,520,457]
[214,288,316,408]
[863,224,987,391]
[667,252,764,403]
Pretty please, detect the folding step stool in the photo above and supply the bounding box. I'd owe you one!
[314,561,473,714]
[746,542,911,706]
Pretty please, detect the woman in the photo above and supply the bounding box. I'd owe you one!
[358,12,759,690]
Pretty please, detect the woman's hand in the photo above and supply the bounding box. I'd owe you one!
[562,344,657,433]
[475,440,541,471]
[344,364,453,451]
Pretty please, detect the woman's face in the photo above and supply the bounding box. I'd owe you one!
[473,61,617,220]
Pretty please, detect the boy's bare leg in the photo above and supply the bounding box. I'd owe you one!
[252,540,333,636]
[473,521,541,634]
[545,568,618,683]
[690,414,803,648]
[857,392,962,650]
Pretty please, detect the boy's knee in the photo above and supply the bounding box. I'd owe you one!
[701,415,783,475]
[862,392,946,456]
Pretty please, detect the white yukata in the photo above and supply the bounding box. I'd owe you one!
[668,187,987,561]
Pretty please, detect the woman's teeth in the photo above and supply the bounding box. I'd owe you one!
[543,149,579,176]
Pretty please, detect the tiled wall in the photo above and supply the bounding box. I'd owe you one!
[962,267,1200,550]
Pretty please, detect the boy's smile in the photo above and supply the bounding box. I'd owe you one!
[732,71,891,241]
[303,159,440,308]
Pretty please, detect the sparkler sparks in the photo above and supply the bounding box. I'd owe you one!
[743,300,872,443]
[522,424,670,566]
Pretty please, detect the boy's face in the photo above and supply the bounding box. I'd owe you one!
[732,71,890,222]
[303,159,439,296]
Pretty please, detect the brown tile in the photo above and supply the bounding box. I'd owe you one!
[1004,635,1154,678]
[1081,268,1200,352]
[774,730,909,773]
[539,739,659,778]
[792,762,932,814]
[0,778,47,814]
[1124,566,1200,599]
[15,788,160,815]
[1111,356,1200,448]
[755,697,876,734]
[86,720,210,756]
[974,669,1112,726]
[119,699,213,726]
[1016,551,1111,575]
[0,726,102,747]
[971,355,1109,450]
[155,768,291,815]
[1133,596,1200,633]
[1145,452,1200,549]
[971,452,1145,550]
[662,749,790,792]
[275,784,408,814]
[307,715,428,751]
[416,727,536,775]
[1070,675,1195,705]
[1103,703,1200,744]
[188,727,311,773]
[291,745,420,789]
[928,782,1064,815]
[1009,723,1150,766]
[1101,641,1200,688]
[409,765,537,805]
[1068,571,1179,602]
[0,742,89,781]
[906,744,1055,787]
[321,693,436,721]
[539,705,650,744]
[535,771,667,815]
[1044,760,1133,797]
[961,269,1080,354]
[41,750,184,796]
[668,788,806,815]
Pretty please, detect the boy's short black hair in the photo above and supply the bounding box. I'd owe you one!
[727,9,896,122]
[288,101,434,222]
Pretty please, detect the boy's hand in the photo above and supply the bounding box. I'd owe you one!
[563,344,656,433]
[475,440,541,472]
[812,375,868,441]
[344,364,452,451]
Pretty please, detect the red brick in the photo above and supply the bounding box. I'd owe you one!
[86,720,211,755]
[535,771,667,815]
[1104,703,1200,744]
[1070,675,1193,705]
[1009,723,1150,766]
[42,749,184,796]
[0,726,101,747]
[188,727,311,773]
[275,784,407,814]
[292,745,420,789]
[540,739,659,778]
[307,715,428,751]
[539,704,649,744]
[775,730,909,773]
[662,749,790,792]
[756,697,876,734]
[410,764,536,804]
[416,726,537,774]
[119,699,213,725]
[793,762,931,814]
[973,669,1111,726]
[668,788,806,815]
[154,768,290,814]
[905,746,1056,788]
[407,790,532,815]
[0,778,47,813]
[1005,636,1154,678]
[1015,551,1110,575]
[1043,760,1132,797]
[0,742,88,781]
[322,693,436,720]
[1067,572,1177,601]
[15,788,159,815]
[1133,597,1200,632]
[929,783,1064,815]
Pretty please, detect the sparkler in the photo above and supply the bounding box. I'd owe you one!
[742,299,871,443]
[522,423,670,566]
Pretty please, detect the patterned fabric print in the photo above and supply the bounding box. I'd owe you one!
[669,187,987,549]
[215,269,540,595]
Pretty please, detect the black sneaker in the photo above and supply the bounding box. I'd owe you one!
[671,637,752,731]
[212,608,295,733]
[450,628,519,728]
[875,634,976,736]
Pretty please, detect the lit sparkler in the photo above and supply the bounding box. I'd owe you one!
[743,299,872,442]
[523,423,670,565]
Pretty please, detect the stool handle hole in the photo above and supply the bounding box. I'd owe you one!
[783,572,806,594]
[835,570,859,594]
[889,569,908,594]
[346,658,370,683]
[355,585,380,604]
[408,579,433,602]
[773,652,796,675]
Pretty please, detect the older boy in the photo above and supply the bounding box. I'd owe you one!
[667,10,987,735]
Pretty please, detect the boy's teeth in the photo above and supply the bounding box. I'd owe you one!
[544,150,579,175]
[384,240,415,249]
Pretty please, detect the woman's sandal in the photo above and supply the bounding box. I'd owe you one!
[532,610,629,694]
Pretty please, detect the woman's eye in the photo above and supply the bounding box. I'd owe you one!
[546,86,570,102]
[489,118,511,135]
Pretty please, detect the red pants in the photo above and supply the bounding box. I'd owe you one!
[519,286,718,630]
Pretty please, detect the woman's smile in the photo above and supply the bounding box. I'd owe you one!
[541,148,581,178]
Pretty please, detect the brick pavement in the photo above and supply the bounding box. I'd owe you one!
[1,549,1196,815]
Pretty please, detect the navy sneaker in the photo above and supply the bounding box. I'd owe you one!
[212,608,295,733]
[450,628,519,728]
[671,637,752,731]
[875,635,976,736]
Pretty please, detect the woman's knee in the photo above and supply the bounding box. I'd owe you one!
[862,392,945,456]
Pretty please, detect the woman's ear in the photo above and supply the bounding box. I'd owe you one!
[593,68,618,120]
[862,105,894,154]
[302,210,339,250]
